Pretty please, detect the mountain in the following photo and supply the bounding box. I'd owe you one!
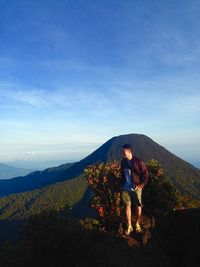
[0,174,90,243]
[0,134,200,200]
[0,163,33,180]
[0,162,74,196]
[0,133,200,244]
[7,159,72,170]
[0,175,87,221]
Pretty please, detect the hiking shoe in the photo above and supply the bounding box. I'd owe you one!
[125,225,133,235]
[135,224,142,233]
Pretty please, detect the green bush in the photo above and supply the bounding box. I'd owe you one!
[143,159,181,217]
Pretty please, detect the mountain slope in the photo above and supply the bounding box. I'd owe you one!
[0,162,74,196]
[0,134,200,200]
[0,174,89,243]
[0,175,87,222]
[0,163,33,179]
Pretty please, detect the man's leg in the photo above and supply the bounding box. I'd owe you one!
[125,203,133,234]
[125,204,132,227]
[121,191,133,234]
[135,205,142,226]
[134,188,143,232]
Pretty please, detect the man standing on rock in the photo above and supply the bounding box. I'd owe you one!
[120,144,149,235]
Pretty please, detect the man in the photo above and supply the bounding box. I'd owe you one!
[120,144,149,235]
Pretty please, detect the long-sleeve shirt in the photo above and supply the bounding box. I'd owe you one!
[120,156,149,189]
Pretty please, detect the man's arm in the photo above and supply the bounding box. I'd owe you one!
[119,160,125,187]
[138,159,149,187]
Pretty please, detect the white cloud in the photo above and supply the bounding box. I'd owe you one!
[25,151,36,155]
[0,82,118,121]
[0,85,46,107]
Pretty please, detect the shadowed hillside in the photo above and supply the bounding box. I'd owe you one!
[0,208,199,267]
[0,163,74,196]
[0,175,87,243]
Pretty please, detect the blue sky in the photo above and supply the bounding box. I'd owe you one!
[0,0,200,165]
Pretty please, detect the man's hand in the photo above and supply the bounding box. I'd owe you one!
[137,183,144,189]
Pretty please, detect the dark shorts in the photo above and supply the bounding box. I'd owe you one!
[121,188,143,207]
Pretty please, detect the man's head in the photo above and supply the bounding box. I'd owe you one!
[122,144,133,160]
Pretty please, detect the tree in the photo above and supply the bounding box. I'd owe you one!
[143,159,181,217]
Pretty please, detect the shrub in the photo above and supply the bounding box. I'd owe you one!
[143,159,181,216]
[84,159,181,223]
[84,161,122,221]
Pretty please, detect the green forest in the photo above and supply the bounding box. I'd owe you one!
[0,159,199,266]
